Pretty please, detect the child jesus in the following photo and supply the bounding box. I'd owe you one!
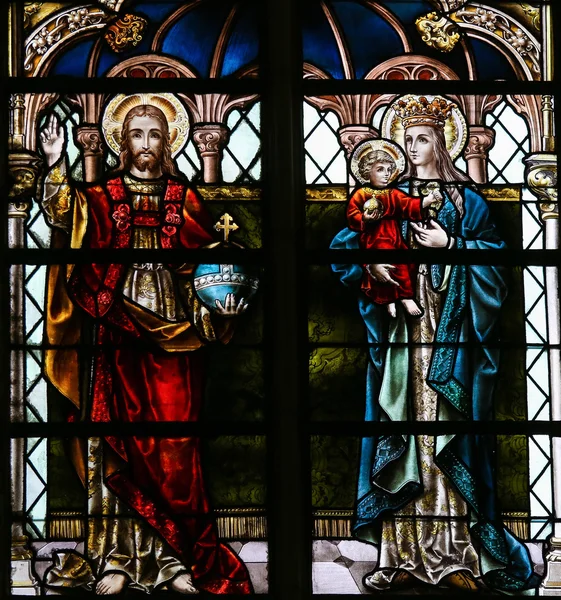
[347,140,442,318]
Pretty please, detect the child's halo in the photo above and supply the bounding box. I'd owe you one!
[350,138,406,185]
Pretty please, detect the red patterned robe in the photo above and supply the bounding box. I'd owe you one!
[347,187,423,304]
[45,171,252,594]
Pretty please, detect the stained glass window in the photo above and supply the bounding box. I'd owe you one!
[8,1,267,596]
[302,0,559,596]
[5,0,559,598]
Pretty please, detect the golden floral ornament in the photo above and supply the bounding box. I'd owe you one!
[102,93,190,158]
[381,94,467,161]
[104,13,147,53]
[415,12,461,53]
[523,153,558,220]
[350,138,406,186]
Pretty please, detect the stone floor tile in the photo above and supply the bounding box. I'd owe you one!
[312,539,342,562]
[338,540,378,563]
[228,541,243,555]
[312,562,360,594]
[246,562,268,594]
[348,561,375,594]
[238,541,268,563]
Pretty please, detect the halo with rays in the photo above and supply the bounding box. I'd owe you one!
[102,93,190,158]
[350,138,406,185]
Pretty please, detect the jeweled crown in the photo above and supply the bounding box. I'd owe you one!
[392,96,456,130]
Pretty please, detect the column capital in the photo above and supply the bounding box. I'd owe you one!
[464,126,495,160]
[192,123,230,183]
[337,125,378,157]
[524,152,558,221]
[76,125,104,158]
[192,123,230,156]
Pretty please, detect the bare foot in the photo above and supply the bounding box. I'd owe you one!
[386,302,397,318]
[170,573,199,594]
[96,572,129,595]
[400,298,423,317]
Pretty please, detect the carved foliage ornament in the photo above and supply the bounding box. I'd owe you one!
[338,125,378,157]
[76,127,104,157]
[23,3,43,29]
[104,13,147,53]
[454,6,541,76]
[24,7,107,72]
[416,12,461,53]
[524,153,558,219]
[464,128,495,159]
[97,0,118,10]
[193,125,230,155]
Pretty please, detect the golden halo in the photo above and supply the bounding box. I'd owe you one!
[102,93,189,158]
[380,94,467,161]
[350,138,406,185]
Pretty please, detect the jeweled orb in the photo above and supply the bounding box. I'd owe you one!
[193,264,260,312]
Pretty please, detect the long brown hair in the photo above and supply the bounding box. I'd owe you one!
[117,104,178,176]
[400,126,470,216]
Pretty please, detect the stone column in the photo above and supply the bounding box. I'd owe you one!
[76,125,104,183]
[337,125,378,187]
[463,126,495,184]
[192,123,230,183]
[337,124,378,158]
[524,154,560,596]
[9,151,42,596]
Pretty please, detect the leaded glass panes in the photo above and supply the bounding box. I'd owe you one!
[311,435,557,593]
[302,1,550,81]
[16,0,260,79]
[6,0,559,597]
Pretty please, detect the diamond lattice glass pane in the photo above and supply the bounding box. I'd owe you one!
[27,378,47,422]
[523,203,543,249]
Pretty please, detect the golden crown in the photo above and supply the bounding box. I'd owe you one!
[392,96,456,130]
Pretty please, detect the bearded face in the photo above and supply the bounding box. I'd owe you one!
[132,148,160,172]
[125,115,166,173]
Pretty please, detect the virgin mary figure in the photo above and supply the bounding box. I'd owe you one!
[331,95,540,593]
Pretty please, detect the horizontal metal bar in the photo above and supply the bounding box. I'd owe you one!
[9,422,268,437]
[303,80,557,96]
[8,421,560,437]
[5,77,262,95]
[7,248,264,265]
[7,248,558,265]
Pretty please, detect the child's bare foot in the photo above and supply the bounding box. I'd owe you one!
[400,298,423,317]
[387,303,397,318]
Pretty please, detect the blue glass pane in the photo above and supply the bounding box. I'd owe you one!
[330,1,404,79]
[221,5,259,77]
[50,38,96,77]
[302,2,345,79]
[161,2,233,77]
[470,37,518,81]
[382,0,434,27]
[132,1,180,22]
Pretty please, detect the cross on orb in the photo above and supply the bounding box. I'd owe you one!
[214,213,239,243]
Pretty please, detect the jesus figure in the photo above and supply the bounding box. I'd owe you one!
[39,99,252,595]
